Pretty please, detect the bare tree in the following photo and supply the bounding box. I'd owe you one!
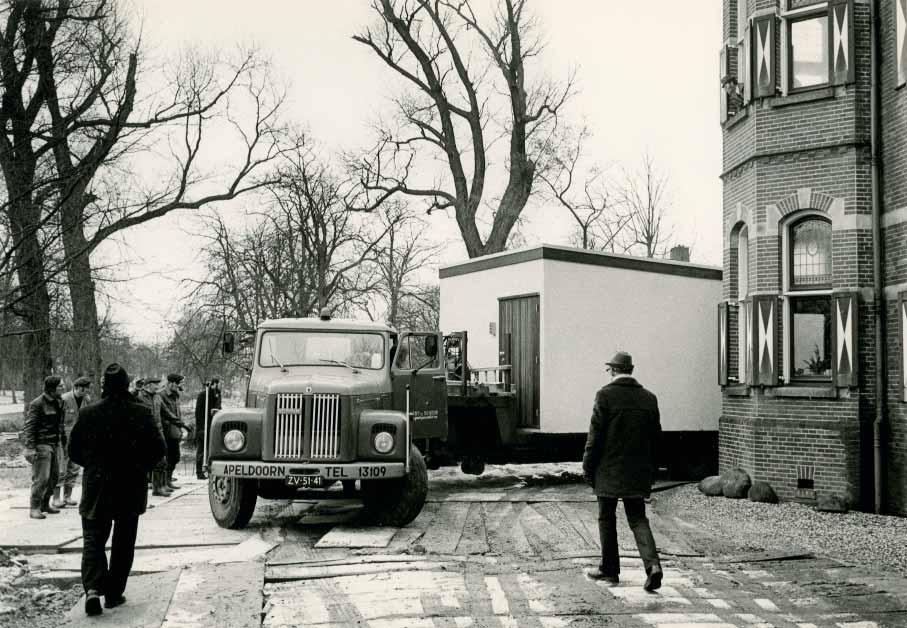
[353,0,574,258]
[191,146,393,329]
[616,152,674,258]
[538,125,630,252]
[0,1,295,395]
[369,202,443,327]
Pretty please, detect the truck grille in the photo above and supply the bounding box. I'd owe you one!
[274,393,305,459]
[273,393,342,460]
[310,393,341,459]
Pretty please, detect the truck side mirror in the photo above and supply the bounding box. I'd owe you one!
[222,332,235,355]
[424,335,438,358]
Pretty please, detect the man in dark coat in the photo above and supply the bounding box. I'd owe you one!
[582,351,663,592]
[23,376,66,519]
[68,363,166,616]
[194,378,221,479]
[135,376,170,496]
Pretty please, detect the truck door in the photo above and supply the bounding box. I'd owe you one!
[392,332,448,441]
[499,294,540,428]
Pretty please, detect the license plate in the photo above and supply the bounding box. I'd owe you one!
[286,475,324,488]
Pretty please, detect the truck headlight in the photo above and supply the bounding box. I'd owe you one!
[223,429,246,452]
[373,431,394,454]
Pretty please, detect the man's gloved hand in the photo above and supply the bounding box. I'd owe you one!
[23,448,36,464]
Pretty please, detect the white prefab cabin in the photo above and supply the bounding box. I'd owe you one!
[439,244,723,468]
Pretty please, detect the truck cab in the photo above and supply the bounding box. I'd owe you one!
[208,313,443,529]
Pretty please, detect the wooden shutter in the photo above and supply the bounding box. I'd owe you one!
[898,0,907,87]
[744,299,754,385]
[720,47,729,123]
[751,295,779,385]
[829,0,855,85]
[833,293,858,387]
[752,16,775,98]
[900,292,907,401]
[718,302,729,385]
[742,25,752,103]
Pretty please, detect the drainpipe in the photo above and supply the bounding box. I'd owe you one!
[869,0,886,514]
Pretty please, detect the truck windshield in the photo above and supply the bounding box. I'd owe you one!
[258,331,385,370]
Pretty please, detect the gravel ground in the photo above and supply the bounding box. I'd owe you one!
[654,483,907,577]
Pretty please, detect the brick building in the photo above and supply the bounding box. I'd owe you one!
[718,0,907,513]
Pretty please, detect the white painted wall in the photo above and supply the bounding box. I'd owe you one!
[439,258,545,375]
[542,258,722,433]
[440,249,722,435]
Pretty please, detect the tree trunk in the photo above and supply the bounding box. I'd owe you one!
[8,201,53,402]
[61,208,102,382]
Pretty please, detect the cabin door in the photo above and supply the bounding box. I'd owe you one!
[499,294,540,428]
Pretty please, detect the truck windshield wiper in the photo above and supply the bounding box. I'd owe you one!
[319,358,359,372]
[268,337,287,372]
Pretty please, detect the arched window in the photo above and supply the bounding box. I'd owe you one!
[785,216,832,382]
[737,226,749,382]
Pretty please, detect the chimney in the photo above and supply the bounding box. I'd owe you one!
[669,245,690,262]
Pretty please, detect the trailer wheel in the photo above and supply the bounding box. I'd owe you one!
[209,475,257,529]
[360,446,428,527]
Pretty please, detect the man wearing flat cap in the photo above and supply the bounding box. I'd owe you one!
[582,351,664,592]
[159,373,188,489]
[68,363,165,616]
[53,376,92,508]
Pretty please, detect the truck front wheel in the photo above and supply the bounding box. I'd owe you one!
[360,446,428,527]
[209,475,257,529]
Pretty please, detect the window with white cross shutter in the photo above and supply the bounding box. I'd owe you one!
[718,302,729,386]
[832,293,858,387]
[751,295,779,386]
[829,0,854,85]
[752,16,776,98]
[898,0,907,87]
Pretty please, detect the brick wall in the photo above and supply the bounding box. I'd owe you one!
[717,0,902,512]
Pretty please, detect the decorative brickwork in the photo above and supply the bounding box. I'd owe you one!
[720,0,907,514]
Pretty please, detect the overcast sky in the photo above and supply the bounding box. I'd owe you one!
[106,1,723,343]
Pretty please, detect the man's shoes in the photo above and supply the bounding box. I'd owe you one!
[85,591,102,616]
[151,488,172,497]
[644,566,663,592]
[196,472,207,480]
[41,503,60,514]
[29,508,46,520]
[167,482,179,490]
[104,594,126,609]
[64,488,78,506]
[585,568,619,585]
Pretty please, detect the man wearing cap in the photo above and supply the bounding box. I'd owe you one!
[135,377,170,497]
[194,378,222,479]
[68,363,165,616]
[52,376,92,508]
[22,376,66,519]
[582,351,664,592]
[159,373,189,489]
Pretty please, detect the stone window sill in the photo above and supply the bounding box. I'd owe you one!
[723,384,751,397]
[764,385,838,399]
[723,107,749,129]
[768,87,835,108]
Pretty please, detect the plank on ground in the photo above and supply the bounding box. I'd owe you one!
[62,568,181,628]
[160,561,264,628]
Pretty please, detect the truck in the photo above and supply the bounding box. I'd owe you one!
[207,244,722,529]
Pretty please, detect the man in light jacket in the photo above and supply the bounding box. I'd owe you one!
[582,351,663,592]
[53,376,92,508]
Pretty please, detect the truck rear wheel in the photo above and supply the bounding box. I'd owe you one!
[209,475,257,529]
[360,446,428,527]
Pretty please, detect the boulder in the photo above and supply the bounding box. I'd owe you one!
[815,492,849,513]
[698,475,724,496]
[747,480,779,504]
[721,467,752,498]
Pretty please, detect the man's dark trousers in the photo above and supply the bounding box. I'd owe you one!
[165,438,180,479]
[597,497,660,577]
[81,514,139,597]
[30,444,59,509]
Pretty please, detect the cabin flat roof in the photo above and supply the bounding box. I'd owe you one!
[439,244,722,281]
[258,318,395,333]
